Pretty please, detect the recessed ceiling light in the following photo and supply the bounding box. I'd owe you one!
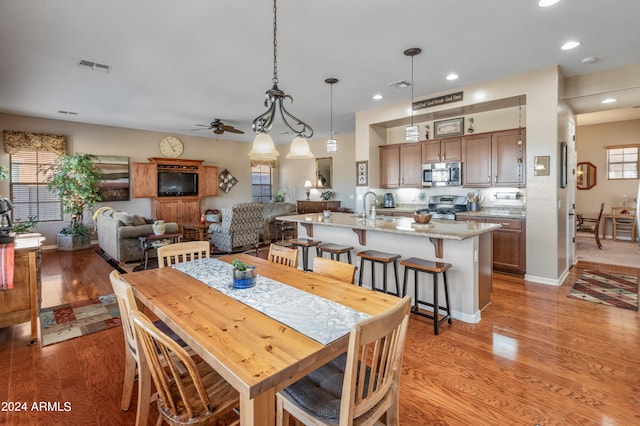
[601,98,617,104]
[538,0,560,7]
[372,94,383,100]
[561,40,581,50]
[580,56,598,64]
[446,73,459,81]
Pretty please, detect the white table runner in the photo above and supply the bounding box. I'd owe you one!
[173,258,370,345]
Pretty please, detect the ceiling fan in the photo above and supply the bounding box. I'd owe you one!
[192,119,245,135]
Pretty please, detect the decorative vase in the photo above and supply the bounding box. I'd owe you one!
[232,266,257,289]
[152,220,166,235]
[469,202,480,212]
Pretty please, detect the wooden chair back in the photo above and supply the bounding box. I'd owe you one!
[277,296,411,426]
[130,310,240,426]
[109,270,139,363]
[267,244,299,269]
[157,241,210,268]
[313,256,356,284]
[612,206,637,241]
[576,202,605,249]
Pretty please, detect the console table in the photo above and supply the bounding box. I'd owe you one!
[138,233,182,270]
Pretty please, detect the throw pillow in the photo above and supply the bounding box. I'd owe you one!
[112,211,134,226]
[130,214,147,226]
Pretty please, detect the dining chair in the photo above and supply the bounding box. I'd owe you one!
[612,206,637,241]
[576,202,605,249]
[130,309,240,426]
[313,256,356,284]
[109,270,193,426]
[276,296,411,426]
[267,243,299,269]
[157,241,210,268]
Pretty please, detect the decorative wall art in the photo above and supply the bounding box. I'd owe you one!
[534,155,550,176]
[356,160,368,186]
[93,155,130,201]
[434,117,465,137]
[218,169,238,193]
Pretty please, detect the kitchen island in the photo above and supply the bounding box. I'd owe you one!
[277,212,500,323]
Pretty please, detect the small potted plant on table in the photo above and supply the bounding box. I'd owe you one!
[232,259,256,289]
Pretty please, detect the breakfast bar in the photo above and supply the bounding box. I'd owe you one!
[278,212,501,323]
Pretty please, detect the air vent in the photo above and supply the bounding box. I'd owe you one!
[78,59,111,73]
[388,80,410,89]
[57,110,78,115]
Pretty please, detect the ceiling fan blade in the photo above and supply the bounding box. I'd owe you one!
[226,127,245,134]
[191,127,213,131]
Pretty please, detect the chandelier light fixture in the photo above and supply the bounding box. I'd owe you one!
[404,47,421,142]
[325,78,338,153]
[249,0,314,161]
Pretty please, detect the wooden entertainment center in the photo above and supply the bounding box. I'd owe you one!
[131,158,218,224]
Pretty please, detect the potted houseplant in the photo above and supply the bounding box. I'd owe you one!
[231,258,256,289]
[47,153,104,251]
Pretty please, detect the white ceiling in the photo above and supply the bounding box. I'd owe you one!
[1,0,639,144]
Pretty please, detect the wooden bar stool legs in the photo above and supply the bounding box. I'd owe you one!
[400,257,452,335]
[289,238,322,271]
[357,250,400,296]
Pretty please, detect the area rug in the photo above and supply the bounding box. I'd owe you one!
[567,271,638,311]
[39,294,121,346]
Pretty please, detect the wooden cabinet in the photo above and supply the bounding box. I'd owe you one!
[379,142,422,188]
[0,239,42,344]
[462,129,526,188]
[296,200,340,214]
[153,198,202,224]
[458,216,526,275]
[421,137,461,163]
[132,158,218,224]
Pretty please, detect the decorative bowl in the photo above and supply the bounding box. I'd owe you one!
[413,212,432,224]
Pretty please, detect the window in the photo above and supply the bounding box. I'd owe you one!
[10,150,62,222]
[251,164,272,203]
[607,145,638,180]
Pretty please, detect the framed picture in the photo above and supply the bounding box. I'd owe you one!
[356,161,368,186]
[434,117,464,137]
[534,155,550,176]
[93,155,130,201]
[218,169,238,193]
[560,142,567,188]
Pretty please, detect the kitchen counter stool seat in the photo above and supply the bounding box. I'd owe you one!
[357,250,401,296]
[400,257,452,335]
[289,238,322,271]
[317,243,353,264]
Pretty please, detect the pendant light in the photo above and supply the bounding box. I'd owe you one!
[404,48,421,142]
[325,78,338,153]
[250,0,314,161]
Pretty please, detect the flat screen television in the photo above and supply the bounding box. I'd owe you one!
[157,171,198,196]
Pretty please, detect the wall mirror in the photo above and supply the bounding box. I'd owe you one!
[576,162,596,190]
[316,157,332,189]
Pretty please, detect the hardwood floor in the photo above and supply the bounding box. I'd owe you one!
[1,248,639,425]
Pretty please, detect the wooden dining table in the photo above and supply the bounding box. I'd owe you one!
[122,253,401,426]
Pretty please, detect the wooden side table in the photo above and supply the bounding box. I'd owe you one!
[138,233,182,270]
[182,222,211,241]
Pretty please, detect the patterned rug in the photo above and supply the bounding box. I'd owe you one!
[39,294,121,346]
[567,271,638,311]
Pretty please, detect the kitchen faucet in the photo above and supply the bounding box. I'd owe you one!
[363,191,378,217]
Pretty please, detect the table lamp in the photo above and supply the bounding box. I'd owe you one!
[304,180,312,200]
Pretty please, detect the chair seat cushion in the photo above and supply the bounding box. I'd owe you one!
[282,353,372,423]
[282,353,347,422]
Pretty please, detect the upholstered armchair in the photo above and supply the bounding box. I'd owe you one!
[209,202,265,253]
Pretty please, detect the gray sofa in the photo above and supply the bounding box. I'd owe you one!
[261,202,297,242]
[96,209,178,263]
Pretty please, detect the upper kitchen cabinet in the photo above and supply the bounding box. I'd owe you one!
[421,137,462,163]
[463,129,526,188]
[379,142,422,188]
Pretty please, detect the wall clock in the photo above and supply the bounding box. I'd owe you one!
[159,136,184,158]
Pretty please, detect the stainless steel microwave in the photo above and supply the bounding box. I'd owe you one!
[422,162,462,187]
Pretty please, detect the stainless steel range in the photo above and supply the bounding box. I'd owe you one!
[417,195,468,220]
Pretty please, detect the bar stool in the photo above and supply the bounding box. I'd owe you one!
[317,243,353,264]
[357,250,400,296]
[288,238,322,271]
[400,257,452,335]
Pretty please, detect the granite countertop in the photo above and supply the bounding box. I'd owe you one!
[277,212,500,241]
[380,205,526,220]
